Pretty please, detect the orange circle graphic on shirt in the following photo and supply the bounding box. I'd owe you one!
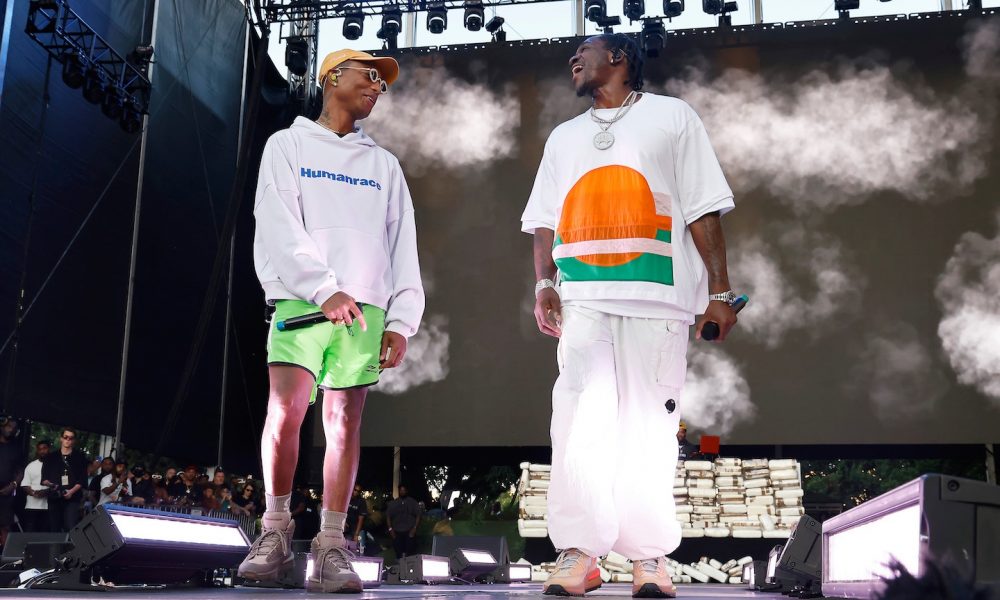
[558,165,669,267]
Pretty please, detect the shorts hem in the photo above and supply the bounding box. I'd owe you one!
[319,380,379,391]
[267,362,318,380]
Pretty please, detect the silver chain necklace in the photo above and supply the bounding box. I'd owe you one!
[315,118,353,136]
[589,90,638,150]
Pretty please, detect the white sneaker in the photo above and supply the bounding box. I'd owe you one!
[305,537,363,593]
[236,518,295,581]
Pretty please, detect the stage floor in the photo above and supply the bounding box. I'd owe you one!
[0,583,798,599]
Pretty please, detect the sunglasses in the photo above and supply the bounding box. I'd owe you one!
[62,435,75,440]
[334,66,389,94]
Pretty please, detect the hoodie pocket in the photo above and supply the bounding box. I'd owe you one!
[309,227,389,293]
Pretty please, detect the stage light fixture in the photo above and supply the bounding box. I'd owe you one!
[350,556,384,588]
[640,18,666,58]
[624,0,645,21]
[450,548,498,581]
[585,0,607,21]
[822,474,1000,599]
[664,0,684,18]
[765,544,782,585]
[378,5,402,49]
[702,0,737,14]
[285,36,309,77]
[494,562,533,583]
[81,66,107,104]
[743,559,768,588]
[119,102,143,134]
[342,7,364,40]
[401,554,451,583]
[835,0,860,16]
[26,505,249,590]
[464,0,485,31]
[427,1,448,34]
[100,86,126,119]
[61,52,86,89]
[485,16,506,42]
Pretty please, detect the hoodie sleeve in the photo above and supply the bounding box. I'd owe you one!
[383,158,425,338]
[253,136,341,306]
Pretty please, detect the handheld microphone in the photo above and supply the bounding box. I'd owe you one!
[701,294,748,341]
[276,312,327,331]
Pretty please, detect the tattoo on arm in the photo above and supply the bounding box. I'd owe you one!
[533,228,558,281]
[689,212,731,293]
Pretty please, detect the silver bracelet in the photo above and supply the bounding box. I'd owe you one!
[534,278,556,298]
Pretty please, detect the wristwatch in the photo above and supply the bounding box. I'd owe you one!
[708,290,737,305]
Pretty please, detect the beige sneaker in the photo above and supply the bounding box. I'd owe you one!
[237,518,295,581]
[543,548,602,596]
[305,538,363,593]
[631,557,677,598]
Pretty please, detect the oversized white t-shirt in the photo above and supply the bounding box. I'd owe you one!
[521,93,734,323]
[99,474,130,505]
[22,459,47,510]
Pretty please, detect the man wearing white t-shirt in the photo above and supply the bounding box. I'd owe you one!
[20,440,51,532]
[521,34,739,598]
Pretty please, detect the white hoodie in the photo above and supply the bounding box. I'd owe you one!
[253,117,424,337]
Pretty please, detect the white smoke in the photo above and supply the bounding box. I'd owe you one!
[375,314,451,395]
[729,229,862,347]
[366,66,520,174]
[935,211,1000,405]
[661,21,1000,210]
[536,76,589,138]
[848,323,949,420]
[681,345,755,435]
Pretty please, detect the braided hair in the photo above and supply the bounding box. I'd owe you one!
[595,33,644,91]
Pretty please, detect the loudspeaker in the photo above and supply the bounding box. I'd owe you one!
[1,532,68,566]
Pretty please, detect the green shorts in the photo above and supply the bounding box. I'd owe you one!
[267,300,385,397]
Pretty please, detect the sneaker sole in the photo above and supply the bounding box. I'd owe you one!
[632,583,677,598]
[544,581,602,596]
[238,558,294,582]
[305,578,363,593]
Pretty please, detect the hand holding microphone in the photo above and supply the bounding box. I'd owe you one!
[699,294,749,342]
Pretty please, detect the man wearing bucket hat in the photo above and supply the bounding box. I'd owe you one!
[240,49,423,593]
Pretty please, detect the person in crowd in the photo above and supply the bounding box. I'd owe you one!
[238,47,423,595]
[0,417,23,545]
[166,466,186,498]
[131,466,155,505]
[100,460,132,505]
[88,458,114,507]
[345,484,369,549]
[20,439,50,532]
[201,486,222,512]
[219,486,234,513]
[212,468,229,494]
[152,474,170,505]
[386,485,422,560]
[677,422,698,460]
[431,506,457,538]
[232,483,257,517]
[42,427,89,532]
[176,465,202,505]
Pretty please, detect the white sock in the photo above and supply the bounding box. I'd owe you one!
[315,510,347,547]
[263,493,291,528]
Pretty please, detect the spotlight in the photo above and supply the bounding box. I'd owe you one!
[664,0,684,18]
[702,0,737,14]
[624,0,645,21]
[25,505,249,590]
[342,7,364,40]
[100,86,126,119]
[61,52,86,89]
[639,18,666,58]
[81,66,107,104]
[485,16,506,42]
[119,103,143,134]
[427,1,447,34]
[400,554,451,583]
[464,0,485,31]
[349,557,384,588]
[378,5,402,49]
[585,0,607,21]
[835,0,859,17]
[494,562,533,583]
[285,36,309,77]
[743,559,768,588]
[449,548,498,581]
[822,474,1000,599]
[773,515,823,596]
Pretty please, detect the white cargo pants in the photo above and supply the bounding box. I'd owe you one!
[547,304,688,560]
